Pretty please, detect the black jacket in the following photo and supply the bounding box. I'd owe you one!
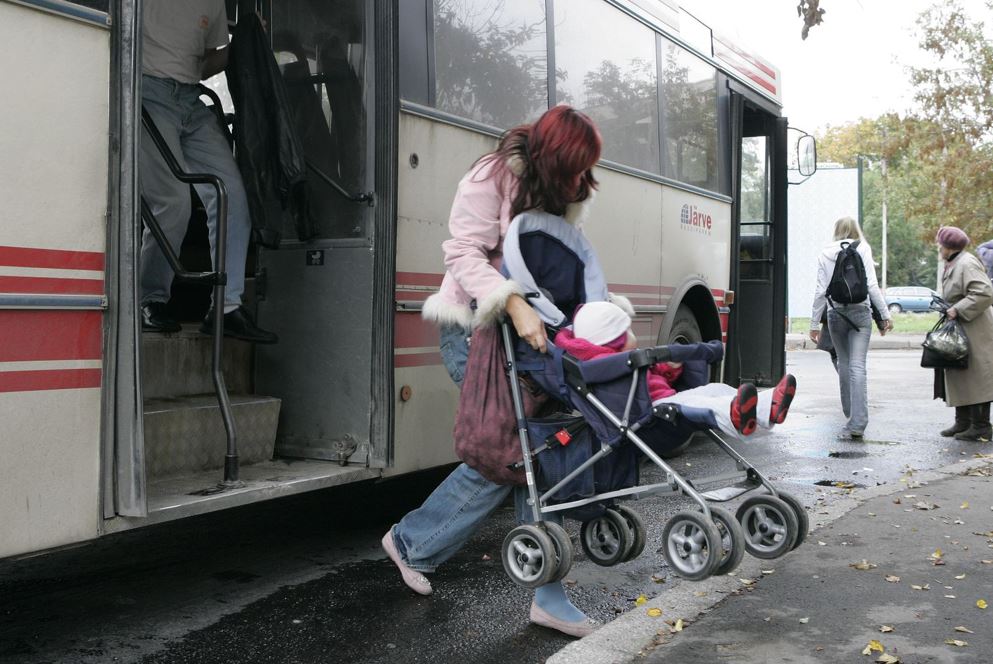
[227,13,311,246]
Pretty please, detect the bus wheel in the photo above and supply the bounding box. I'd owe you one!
[668,305,702,345]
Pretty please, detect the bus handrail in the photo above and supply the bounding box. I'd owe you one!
[305,160,375,206]
[140,107,241,486]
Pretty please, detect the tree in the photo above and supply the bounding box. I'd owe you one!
[797,0,826,40]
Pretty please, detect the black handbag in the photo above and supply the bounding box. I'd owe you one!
[921,314,969,368]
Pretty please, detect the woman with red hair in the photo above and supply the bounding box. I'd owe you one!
[382,106,615,637]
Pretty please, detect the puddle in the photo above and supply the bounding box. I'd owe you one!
[827,451,870,459]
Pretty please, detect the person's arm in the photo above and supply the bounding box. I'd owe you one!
[861,243,893,332]
[201,46,228,80]
[809,255,828,342]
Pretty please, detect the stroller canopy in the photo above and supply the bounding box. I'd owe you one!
[501,211,609,327]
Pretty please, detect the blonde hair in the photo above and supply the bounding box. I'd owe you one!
[833,216,864,242]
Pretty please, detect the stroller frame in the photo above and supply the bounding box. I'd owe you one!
[501,319,804,583]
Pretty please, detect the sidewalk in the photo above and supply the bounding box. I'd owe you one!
[550,457,993,664]
[786,332,923,351]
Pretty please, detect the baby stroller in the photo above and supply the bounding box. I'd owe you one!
[497,211,807,586]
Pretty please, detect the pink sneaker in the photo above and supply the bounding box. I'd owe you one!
[381,527,433,595]
[770,374,797,425]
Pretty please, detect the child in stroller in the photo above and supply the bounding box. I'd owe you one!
[497,211,809,588]
[555,301,798,439]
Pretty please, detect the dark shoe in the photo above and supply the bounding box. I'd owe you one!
[940,406,971,437]
[954,424,992,442]
[141,301,181,333]
[730,382,758,436]
[769,374,797,425]
[200,306,278,344]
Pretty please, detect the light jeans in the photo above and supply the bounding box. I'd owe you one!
[656,383,774,439]
[392,323,559,573]
[139,75,251,309]
[827,305,873,434]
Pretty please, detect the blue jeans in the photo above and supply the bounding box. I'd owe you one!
[392,323,557,572]
[827,305,872,434]
[139,75,251,309]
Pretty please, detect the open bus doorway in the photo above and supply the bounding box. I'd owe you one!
[725,94,788,387]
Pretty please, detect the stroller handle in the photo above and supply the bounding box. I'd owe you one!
[626,346,672,369]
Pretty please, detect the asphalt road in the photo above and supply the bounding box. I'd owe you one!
[0,349,963,664]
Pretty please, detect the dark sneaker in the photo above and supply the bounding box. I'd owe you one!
[769,374,797,425]
[730,382,758,436]
[141,301,181,333]
[200,306,278,344]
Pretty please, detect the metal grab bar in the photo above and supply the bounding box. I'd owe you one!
[306,160,375,205]
[140,107,241,485]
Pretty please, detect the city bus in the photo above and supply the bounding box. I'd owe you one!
[0,0,814,559]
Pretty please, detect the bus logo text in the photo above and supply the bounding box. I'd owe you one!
[680,204,713,234]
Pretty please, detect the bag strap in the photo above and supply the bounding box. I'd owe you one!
[825,295,859,331]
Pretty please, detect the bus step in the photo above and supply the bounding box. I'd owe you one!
[143,394,281,480]
[141,324,252,399]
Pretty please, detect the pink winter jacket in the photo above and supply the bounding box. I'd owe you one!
[553,329,683,400]
[422,157,605,329]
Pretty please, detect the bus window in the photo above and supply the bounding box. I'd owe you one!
[660,43,719,191]
[555,0,661,174]
[433,0,548,129]
[271,0,369,240]
[740,135,772,280]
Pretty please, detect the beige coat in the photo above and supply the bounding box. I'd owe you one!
[941,251,993,406]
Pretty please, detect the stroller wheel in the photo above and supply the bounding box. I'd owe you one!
[735,495,799,559]
[774,490,809,550]
[708,506,745,576]
[542,522,574,583]
[580,510,632,566]
[609,505,646,562]
[661,510,722,581]
[502,525,557,588]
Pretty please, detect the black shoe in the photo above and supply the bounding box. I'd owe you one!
[954,424,992,442]
[141,301,181,333]
[200,306,278,344]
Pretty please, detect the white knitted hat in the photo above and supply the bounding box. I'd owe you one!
[572,301,632,346]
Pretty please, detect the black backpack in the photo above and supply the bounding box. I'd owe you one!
[827,240,868,305]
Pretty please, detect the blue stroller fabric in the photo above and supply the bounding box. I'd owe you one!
[499,211,727,512]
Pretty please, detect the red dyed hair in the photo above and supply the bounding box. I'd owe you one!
[477,105,602,217]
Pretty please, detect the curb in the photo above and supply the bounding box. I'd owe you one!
[785,334,922,352]
[547,456,993,664]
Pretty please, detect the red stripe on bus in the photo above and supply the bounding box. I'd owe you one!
[0,276,104,295]
[0,368,102,393]
[395,313,441,349]
[394,352,442,368]
[395,290,433,302]
[715,39,777,80]
[0,246,105,271]
[395,271,444,288]
[0,311,102,362]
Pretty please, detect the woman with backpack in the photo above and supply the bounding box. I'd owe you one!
[809,217,893,439]
[934,226,993,442]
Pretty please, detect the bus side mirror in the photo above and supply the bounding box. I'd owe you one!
[797,135,817,177]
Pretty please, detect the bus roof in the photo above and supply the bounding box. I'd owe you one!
[622,0,782,107]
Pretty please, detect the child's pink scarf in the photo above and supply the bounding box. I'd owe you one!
[554,329,682,399]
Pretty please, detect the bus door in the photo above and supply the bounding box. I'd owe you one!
[252,0,395,468]
[725,90,788,387]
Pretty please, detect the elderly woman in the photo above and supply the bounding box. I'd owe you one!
[935,226,993,442]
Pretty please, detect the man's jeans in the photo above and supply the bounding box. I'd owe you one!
[140,75,251,309]
[392,323,559,572]
[827,305,873,434]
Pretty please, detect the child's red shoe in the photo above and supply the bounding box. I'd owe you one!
[770,374,797,425]
[730,382,758,436]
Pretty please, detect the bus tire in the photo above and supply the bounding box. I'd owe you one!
[668,305,702,345]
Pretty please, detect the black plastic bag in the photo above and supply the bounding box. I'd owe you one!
[921,315,969,368]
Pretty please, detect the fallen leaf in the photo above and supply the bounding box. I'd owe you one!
[876,654,901,664]
[911,583,930,591]
[945,639,968,647]
[670,618,684,633]
[961,501,969,509]
[955,519,965,525]
[646,607,662,617]
[862,639,885,655]
[799,617,810,624]
[879,625,894,633]
[981,560,993,565]
[763,616,771,622]
[954,626,974,633]
[885,575,901,583]
[945,595,957,599]
[739,578,756,586]
[693,591,707,597]
[978,599,988,609]
[651,574,666,583]
[850,559,878,571]
[915,501,939,511]
[955,574,966,580]
[932,548,943,559]
[893,498,901,505]
[761,569,775,575]
[635,594,647,606]
[818,541,827,546]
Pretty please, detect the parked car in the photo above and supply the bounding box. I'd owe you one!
[884,286,939,313]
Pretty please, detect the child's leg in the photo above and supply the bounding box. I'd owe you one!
[757,389,773,429]
[655,386,750,439]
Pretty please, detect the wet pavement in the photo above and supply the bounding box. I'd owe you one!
[0,349,971,664]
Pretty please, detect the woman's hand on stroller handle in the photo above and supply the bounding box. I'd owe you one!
[507,294,548,353]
